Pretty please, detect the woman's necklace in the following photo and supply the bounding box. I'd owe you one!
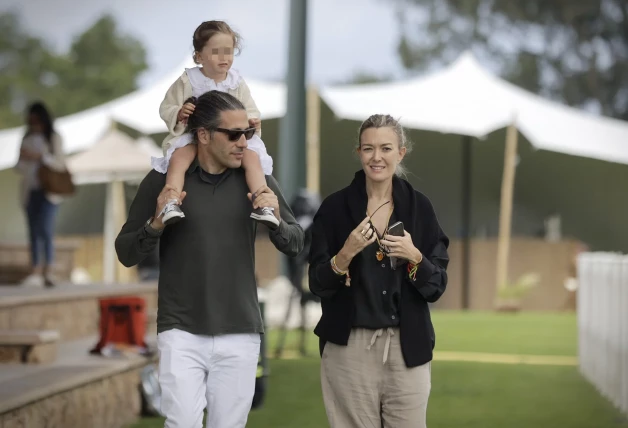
[366,202,394,261]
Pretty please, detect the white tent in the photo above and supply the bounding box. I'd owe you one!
[321,51,628,303]
[65,128,164,284]
[320,51,628,165]
[66,128,162,185]
[0,59,287,171]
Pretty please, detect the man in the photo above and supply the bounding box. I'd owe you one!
[115,91,304,428]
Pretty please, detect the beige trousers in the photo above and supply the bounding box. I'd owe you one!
[321,328,431,428]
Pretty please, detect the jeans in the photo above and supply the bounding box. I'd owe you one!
[25,189,59,267]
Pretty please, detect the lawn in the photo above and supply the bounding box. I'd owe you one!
[130,311,628,428]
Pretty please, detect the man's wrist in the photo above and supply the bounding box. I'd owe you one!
[145,217,164,236]
[269,218,283,231]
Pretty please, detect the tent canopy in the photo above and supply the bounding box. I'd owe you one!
[320,51,628,165]
[66,128,162,185]
[0,59,286,171]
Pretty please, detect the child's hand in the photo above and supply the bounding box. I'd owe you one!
[249,118,261,131]
[177,103,196,123]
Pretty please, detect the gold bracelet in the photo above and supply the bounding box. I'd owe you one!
[330,256,348,276]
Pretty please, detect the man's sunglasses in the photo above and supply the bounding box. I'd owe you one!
[214,127,256,141]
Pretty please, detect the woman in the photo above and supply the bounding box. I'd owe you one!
[15,102,67,287]
[308,114,449,427]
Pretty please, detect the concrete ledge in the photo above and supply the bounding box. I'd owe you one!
[0,283,158,342]
[0,367,143,428]
[0,330,60,364]
[0,335,156,424]
[0,330,60,345]
[0,282,158,309]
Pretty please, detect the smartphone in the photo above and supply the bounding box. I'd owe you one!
[386,221,405,269]
[387,221,404,237]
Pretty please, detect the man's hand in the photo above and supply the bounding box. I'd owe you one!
[152,185,186,229]
[248,185,280,222]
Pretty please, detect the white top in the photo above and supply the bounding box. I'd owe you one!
[186,67,242,97]
[14,132,68,206]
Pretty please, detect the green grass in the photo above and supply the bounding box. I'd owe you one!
[264,310,578,357]
[431,310,578,356]
[129,312,628,428]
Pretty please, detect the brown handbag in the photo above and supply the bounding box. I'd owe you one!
[38,163,76,196]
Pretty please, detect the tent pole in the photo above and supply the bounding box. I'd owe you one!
[306,85,320,194]
[495,123,519,298]
[112,181,133,283]
[461,135,472,309]
[102,181,116,284]
[277,0,308,277]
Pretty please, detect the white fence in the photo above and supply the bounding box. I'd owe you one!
[577,252,628,416]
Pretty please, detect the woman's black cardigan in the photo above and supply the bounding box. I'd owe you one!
[308,170,450,367]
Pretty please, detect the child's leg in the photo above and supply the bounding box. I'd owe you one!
[166,144,197,195]
[242,149,267,196]
[242,149,279,228]
[161,144,196,225]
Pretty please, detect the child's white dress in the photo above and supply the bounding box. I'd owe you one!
[151,67,273,175]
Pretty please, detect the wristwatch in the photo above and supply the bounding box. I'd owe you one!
[144,217,164,237]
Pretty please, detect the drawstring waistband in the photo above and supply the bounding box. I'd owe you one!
[366,328,395,364]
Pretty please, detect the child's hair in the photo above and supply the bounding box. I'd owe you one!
[357,114,413,177]
[192,20,242,63]
[185,91,245,142]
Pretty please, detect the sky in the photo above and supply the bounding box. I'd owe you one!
[1,0,410,88]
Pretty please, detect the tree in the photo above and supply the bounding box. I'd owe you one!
[0,13,147,129]
[390,0,628,120]
[332,71,394,85]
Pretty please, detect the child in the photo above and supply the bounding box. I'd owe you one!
[151,20,278,228]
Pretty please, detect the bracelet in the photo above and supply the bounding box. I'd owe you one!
[407,262,418,281]
[330,256,348,276]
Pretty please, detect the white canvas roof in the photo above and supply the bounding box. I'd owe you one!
[0,60,286,171]
[65,129,162,185]
[320,51,628,165]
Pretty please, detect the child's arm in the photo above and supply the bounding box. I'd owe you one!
[238,78,262,138]
[159,73,190,138]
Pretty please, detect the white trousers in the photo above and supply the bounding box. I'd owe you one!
[157,328,261,428]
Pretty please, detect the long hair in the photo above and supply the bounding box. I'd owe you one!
[26,102,55,152]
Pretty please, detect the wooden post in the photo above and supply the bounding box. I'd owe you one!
[461,136,472,309]
[113,180,135,283]
[495,123,519,295]
[103,179,135,284]
[306,85,320,194]
[102,181,116,284]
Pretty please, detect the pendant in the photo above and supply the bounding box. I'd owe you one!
[376,250,384,261]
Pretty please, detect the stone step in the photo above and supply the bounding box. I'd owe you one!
[0,282,158,343]
[0,329,60,364]
[0,334,156,428]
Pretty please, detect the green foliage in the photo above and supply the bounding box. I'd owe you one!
[390,0,628,119]
[0,12,147,129]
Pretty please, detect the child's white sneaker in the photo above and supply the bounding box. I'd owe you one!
[161,200,185,225]
[250,207,280,229]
